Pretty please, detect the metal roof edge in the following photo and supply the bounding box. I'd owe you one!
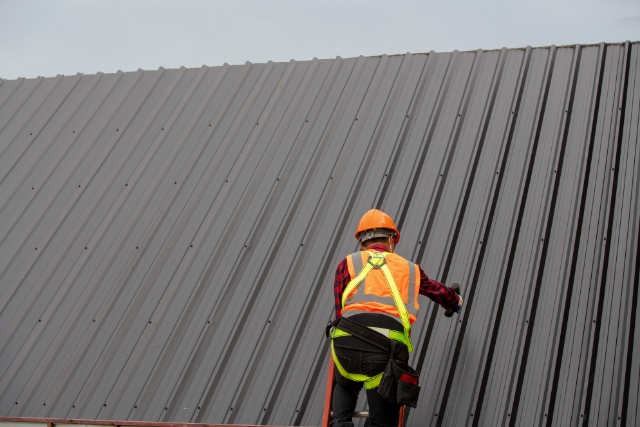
[6,40,638,82]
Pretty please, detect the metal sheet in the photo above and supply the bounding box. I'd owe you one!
[0,42,638,426]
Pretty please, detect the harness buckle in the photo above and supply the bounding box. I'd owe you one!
[367,252,387,269]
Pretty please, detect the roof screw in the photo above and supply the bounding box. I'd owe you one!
[198,407,201,410]
[209,124,211,126]
[104,404,107,407]
[117,129,119,131]
[134,406,137,408]
[162,128,164,130]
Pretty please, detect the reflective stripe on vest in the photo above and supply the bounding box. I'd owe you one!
[344,251,419,323]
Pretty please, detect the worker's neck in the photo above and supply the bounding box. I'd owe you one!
[363,242,392,253]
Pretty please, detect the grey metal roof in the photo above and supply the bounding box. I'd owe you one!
[0,42,638,427]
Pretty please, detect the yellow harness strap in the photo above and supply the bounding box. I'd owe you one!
[332,251,414,389]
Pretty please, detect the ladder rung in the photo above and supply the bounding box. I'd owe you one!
[330,411,369,419]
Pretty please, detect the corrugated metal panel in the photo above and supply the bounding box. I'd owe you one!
[0,42,638,427]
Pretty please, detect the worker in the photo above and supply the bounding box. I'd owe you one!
[327,209,463,427]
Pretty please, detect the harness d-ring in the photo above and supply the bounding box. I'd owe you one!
[367,251,387,269]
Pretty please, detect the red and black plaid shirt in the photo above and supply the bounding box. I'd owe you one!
[333,244,458,318]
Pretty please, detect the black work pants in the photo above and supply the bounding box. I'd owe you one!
[330,346,401,427]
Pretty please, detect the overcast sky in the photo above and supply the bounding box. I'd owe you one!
[1,0,639,80]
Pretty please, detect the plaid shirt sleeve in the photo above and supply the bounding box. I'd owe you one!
[334,257,351,319]
[417,264,459,311]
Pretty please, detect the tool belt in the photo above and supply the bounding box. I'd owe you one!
[326,317,420,407]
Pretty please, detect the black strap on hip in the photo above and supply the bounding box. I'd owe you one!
[334,317,391,353]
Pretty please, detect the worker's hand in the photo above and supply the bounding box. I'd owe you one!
[444,283,462,317]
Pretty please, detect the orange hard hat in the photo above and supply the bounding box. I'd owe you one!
[355,209,400,244]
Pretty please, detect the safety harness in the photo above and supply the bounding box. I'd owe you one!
[330,251,414,389]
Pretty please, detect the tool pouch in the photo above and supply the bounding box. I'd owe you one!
[377,357,420,408]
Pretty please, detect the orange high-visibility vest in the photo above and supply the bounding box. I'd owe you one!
[343,250,420,324]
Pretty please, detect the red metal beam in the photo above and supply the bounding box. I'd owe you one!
[0,417,311,427]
